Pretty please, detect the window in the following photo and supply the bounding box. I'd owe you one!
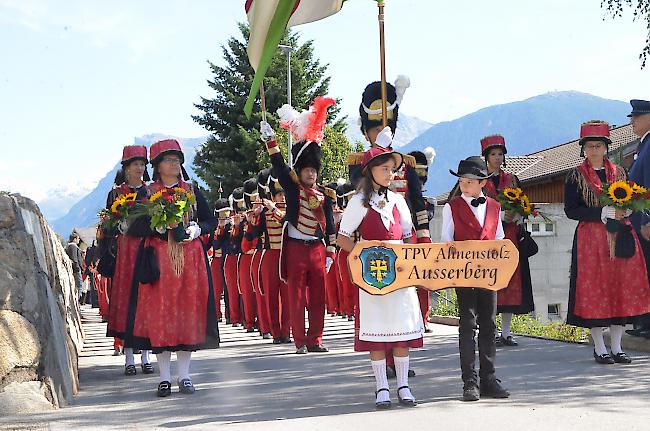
[527,220,556,237]
[547,304,561,320]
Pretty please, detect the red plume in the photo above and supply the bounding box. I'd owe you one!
[304,96,335,144]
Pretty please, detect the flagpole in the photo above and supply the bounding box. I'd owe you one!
[377,0,388,128]
[259,81,267,123]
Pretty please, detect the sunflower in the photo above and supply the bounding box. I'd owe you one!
[124,193,138,202]
[503,187,522,202]
[111,197,125,214]
[632,183,648,195]
[150,190,164,202]
[608,180,633,204]
[521,195,532,215]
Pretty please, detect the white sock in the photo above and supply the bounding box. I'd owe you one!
[124,347,135,367]
[370,359,390,403]
[157,351,172,382]
[394,355,414,401]
[141,350,150,365]
[501,313,513,338]
[609,325,624,354]
[176,351,192,381]
[591,327,608,356]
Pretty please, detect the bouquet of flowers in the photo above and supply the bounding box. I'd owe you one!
[98,192,139,231]
[497,187,549,221]
[600,180,650,233]
[147,187,196,241]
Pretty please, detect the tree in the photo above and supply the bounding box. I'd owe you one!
[193,23,346,202]
[602,0,650,68]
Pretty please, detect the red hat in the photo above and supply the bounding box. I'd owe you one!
[150,139,184,164]
[121,145,148,164]
[361,147,403,174]
[480,135,507,156]
[579,120,611,146]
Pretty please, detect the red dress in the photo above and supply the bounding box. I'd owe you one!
[354,206,424,352]
[565,159,650,327]
[483,171,534,314]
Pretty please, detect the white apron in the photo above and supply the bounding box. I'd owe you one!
[358,239,424,342]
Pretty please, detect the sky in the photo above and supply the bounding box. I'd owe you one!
[1,0,649,202]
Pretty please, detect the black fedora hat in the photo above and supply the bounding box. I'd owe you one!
[627,99,650,117]
[449,156,493,180]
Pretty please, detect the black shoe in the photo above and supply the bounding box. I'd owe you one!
[262,332,272,340]
[462,381,480,401]
[124,364,137,376]
[307,344,329,352]
[375,388,391,409]
[495,336,504,347]
[296,345,308,354]
[498,335,518,346]
[480,379,510,398]
[141,363,155,374]
[397,386,417,407]
[408,369,416,378]
[348,315,355,321]
[612,352,632,364]
[386,365,396,379]
[273,338,283,344]
[593,350,615,364]
[424,324,433,333]
[246,327,256,333]
[625,328,647,337]
[282,337,293,344]
[232,322,242,327]
[157,381,172,397]
[133,349,142,354]
[178,378,195,394]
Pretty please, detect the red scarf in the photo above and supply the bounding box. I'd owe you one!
[482,170,512,199]
[576,158,619,195]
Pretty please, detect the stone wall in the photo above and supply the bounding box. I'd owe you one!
[429,203,575,323]
[0,194,84,414]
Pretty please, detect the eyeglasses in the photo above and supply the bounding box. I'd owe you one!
[161,157,182,165]
[584,144,605,151]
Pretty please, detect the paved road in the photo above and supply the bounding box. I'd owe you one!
[4,306,650,430]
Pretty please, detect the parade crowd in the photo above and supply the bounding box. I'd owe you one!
[87,81,650,407]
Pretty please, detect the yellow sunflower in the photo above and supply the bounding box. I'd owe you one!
[503,187,522,202]
[124,193,137,202]
[150,190,164,202]
[632,183,647,194]
[173,187,186,195]
[521,195,532,215]
[111,197,125,214]
[608,180,633,204]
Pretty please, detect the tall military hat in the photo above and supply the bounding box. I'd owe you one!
[257,168,272,199]
[243,178,259,209]
[408,147,436,185]
[231,187,247,213]
[336,180,355,209]
[268,173,284,197]
[359,75,410,136]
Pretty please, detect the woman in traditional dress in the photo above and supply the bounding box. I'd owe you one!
[565,120,650,364]
[104,145,154,375]
[131,139,219,396]
[337,146,424,409]
[480,135,535,346]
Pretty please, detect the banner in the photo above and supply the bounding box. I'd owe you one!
[347,240,519,296]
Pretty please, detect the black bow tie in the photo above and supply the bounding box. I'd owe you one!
[471,197,486,207]
[377,186,389,202]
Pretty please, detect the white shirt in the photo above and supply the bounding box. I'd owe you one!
[441,193,505,242]
[339,190,413,240]
[287,223,319,241]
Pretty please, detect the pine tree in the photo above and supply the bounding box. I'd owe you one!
[193,23,346,202]
[602,0,650,68]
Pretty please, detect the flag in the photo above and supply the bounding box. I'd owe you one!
[244,0,345,118]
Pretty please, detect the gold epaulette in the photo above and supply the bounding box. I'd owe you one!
[347,152,363,166]
[323,186,337,201]
[403,154,416,168]
[289,169,299,184]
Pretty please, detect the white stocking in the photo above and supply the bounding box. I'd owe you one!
[177,351,192,381]
[394,355,414,401]
[157,351,172,382]
[609,325,624,354]
[501,313,513,338]
[370,359,390,403]
[591,327,608,356]
[124,347,135,367]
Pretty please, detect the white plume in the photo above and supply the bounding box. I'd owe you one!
[336,177,346,186]
[228,194,234,209]
[422,146,436,165]
[277,103,310,142]
[394,75,410,105]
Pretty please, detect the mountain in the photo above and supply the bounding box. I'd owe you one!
[50,134,209,236]
[344,113,432,149]
[399,91,631,196]
[38,182,97,220]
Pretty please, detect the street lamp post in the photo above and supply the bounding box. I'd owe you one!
[278,44,293,167]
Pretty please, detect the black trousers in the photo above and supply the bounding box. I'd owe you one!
[456,288,497,384]
[634,236,650,329]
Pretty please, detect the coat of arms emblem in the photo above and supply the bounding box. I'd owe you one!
[359,246,397,290]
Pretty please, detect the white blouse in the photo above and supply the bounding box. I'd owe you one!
[339,190,413,240]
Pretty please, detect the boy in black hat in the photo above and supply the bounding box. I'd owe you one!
[441,156,509,402]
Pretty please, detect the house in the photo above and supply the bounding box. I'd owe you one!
[430,124,640,322]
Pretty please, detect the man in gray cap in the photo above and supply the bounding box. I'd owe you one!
[627,99,650,337]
